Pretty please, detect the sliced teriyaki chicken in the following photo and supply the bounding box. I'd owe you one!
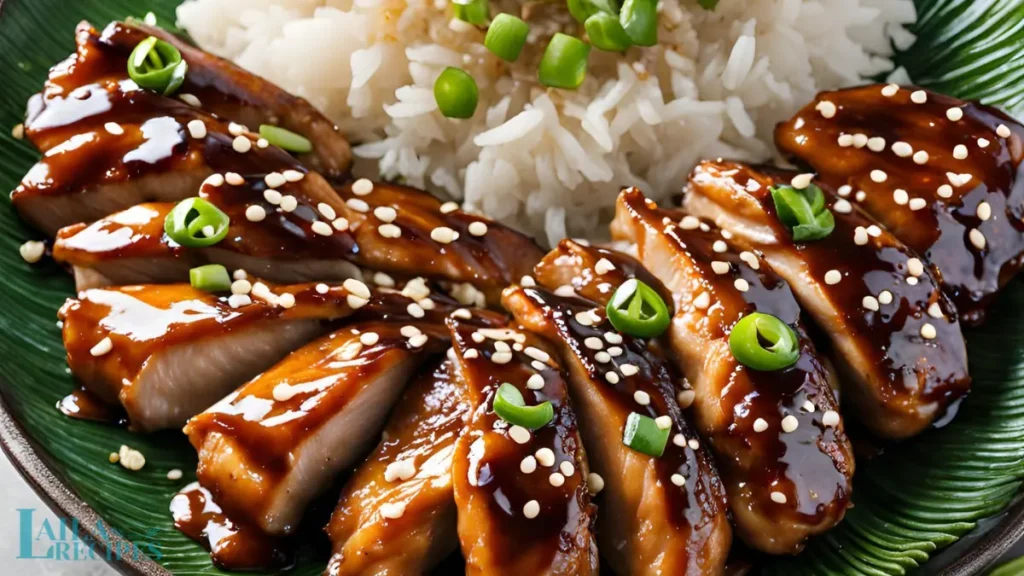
[325,358,468,576]
[58,277,399,431]
[184,321,449,536]
[106,20,351,177]
[447,318,598,575]
[776,84,1024,324]
[13,22,348,235]
[533,238,673,307]
[504,285,731,575]
[611,188,855,554]
[684,161,971,439]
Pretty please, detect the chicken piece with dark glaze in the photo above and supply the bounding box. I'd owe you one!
[611,188,855,554]
[684,161,971,439]
[504,284,731,575]
[776,84,1024,324]
[533,239,673,307]
[447,318,598,575]
[325,358,468,576]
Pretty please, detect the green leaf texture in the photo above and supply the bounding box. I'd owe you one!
[0,0,1022,575]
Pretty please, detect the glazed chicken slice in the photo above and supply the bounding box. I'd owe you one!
[684,161,971,439]
[533,239,672,307]
[504,285,731,575]
[776,84,1024,324]
[13,22,346,235]
[57,277,416,431]
[325,358,468,576]
[447,318,598,575]
[106,20,351,177]
[184,320,449,536]
[611,188,855,554]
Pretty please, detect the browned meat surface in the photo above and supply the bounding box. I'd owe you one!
[325,359,468,576]
[776,84,1024,324]
[504,285,730,575]
[611,188,855,554]
[684,161,971,439]
[533,239,672,307]
[448,318,598,575]
[185,321,448,535]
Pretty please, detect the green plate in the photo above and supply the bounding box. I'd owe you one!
[1,0,1023,575]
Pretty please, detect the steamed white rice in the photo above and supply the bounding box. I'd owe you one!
[176,0,916,244]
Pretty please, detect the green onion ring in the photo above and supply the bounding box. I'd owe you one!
[164,198,231,248]
[605,279,671,338]
[493,383,554,430]
[127,36,188,95]
[622,412,670,457]
[259,125,313,154]
[728,312,801,371]
[484,14,530,62]
[433,67,479,119]
[189,264,232,292]
[585,13,633,52]
[538,33,591,90]
[619,0,658,47]
[770,183,835,242]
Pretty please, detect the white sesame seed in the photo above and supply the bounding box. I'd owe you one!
[867,137,886,152]
[525,347,550,363]
[867,225,883,238]
[862,296,879,311]
[815,100,837,118]
[118,446,146,471]
[431,226,459,244]
[280,196,298,212]
[311,221,333,236]
[228,294,253,308]
[18,240,45,263]
[604,332,623,344]
[878,290,894,305]
[342,278,371,300]
[693,292,710,310]
[892,141,913,157]
[620,364,639,377]
[753,418,768,433]
[360,332,380,346]
[655,415,672,430]
[937,185,954,199]
[713,240,728,253]
[920,323,937,340]
[549,472,566,487]
[536,448,555,467]
[256,138,269,148]
[953,144,968,160]
[839,186,852,197]
[946,107,964,121]
[634,391,651,406]
[854,227,869,246]
[771,491,787,504]
[231,280,252,295]
[910,90,928,104]
[464,349,479,359]
[913,150,930,165]
[520,275,536,288]
[225,172,244,186]
[185,120,207,139]
[605,372,621,384]
[969,228,987,250]
[103,122,124,135]
[167,469,183,481]
[527,374,545,390]
[688,438,700,450]
[608,346,623,357]
[378,224,402,238]
[228,122,247,136]
[734,278,750,292]
[802,401,816,413]
[521,456,537,474]
[584,337,603,350]
[907,258,924,277]
[380,502,406,519]
[909,198,927,211]
[870,170,888,183]
[523,500,540,519]
[907,277,919,286]
[407,333,427,348]
[856,190,867,202]
[178,93,201,107]
[680,215,701,230]
[833,199,852,214]
[263,189,282,205]
[853,134,868,148]
[245,205,266,222]
[822,410,840,427]
[594,351,611,363]
[781,415,799,433]
[825,270,842,285]
[881,83,899,97]
[352,178,374,196]
[978,138,991,149]
[468,221,488,237]
[997,124,1012,138]
[11,123,24,140]
[677,389,695,409]
[346,198,369,213]
[575,311,595,326]
[440,202,459,214]
[672,434,686,447]
[977,202,992,221]
[588,472,604,495]
[90,337,113,357]
[838,134,854,147]
[791,173,814,189]
[928,302,943,319]
[203,174,225,188]
[594,258,616,275]
[711,261,730,275]
[509,425,531,444]
[670,474,686,487]
[374,206,397,222]
[264,172,286,188]
[893,189,909,205]
[283,170,304,182]
[232,136,252,153]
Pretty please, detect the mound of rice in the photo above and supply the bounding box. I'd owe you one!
[177,0,916,244]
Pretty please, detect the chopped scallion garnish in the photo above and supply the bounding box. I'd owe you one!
[259,125,313,154]
[493,383,554,430]
[434,67,479,119]
[729,312,801,371]
[623,412,669,457]
[190,264,231,292]
[484,14,530,62]
[567,0,620,24]
[770,182,835,241]
[164,198,230,248]
[619,0,658,47]
[538,33,591,90]
[605,279,671,338]
[585,13,633,52]
[452,0,489,26]
[127,36,188,95]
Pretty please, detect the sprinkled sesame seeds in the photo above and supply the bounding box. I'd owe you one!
[909,198,927,211]
[379,224,402,238]
[595,258,616,275]
[634,391,651,406]
[893,189,909,205]
[833,199,852,214]
[608,346,623,357]
[228,122,247,136]
[734,278,750,292]
[464,349,479,359]
[781,415,799,433]
[103,121,124,135]
[231,279,252,295]
[802,401,816,413]
[167,469,183,481]
[509,425,531,444]
[524,347,550,363]
[431,226,459,244]
[605,372,621,384]
[670,474,686,486]
[977,202,992,220]
[881,84,899,97]
[928,302,943,319]
[245,205,266,222]
[953,144,968,160]
[19,240,44,263]
[711,261,730,275]
[867,225,882,238]
[739,251,759,270]
[870,169,888,183]
[440,201,459,214]
[407,302,426,318]
[892,141,912,157]
[620,364,639,376]
[523,500,540,519]
[536,448,555,466]
[604,332,623,344]
[770,491,787,504]
[352,178,374,196]
[527,374,545,390]
[713,240,728,253]
[910,90,927,104]
[920,323,937,340]
[521,275,537,288]
[584,337,604,350]
[867,137,886,152]
[316,283,330,294]
[822,410,840,427]
[229,294,252,308]
[90,337,113,357]
[791,173,814,189]
[853,133,868,148]
[815,100,837,118]
[225,172,244,186]
[997,124,1012,138]
[311,221,333,236]
[946,107,964,121]
[371,206,396,223]
[521,456,537,473]
[360,332,380,346]
[256,138,269,148]
[969,228,987,250]
[232,136,252,153]
[549,472,566,487]
[937,185,953,199]
[753,418,768,433]
[907,258,924,277]
[878,290,894,305]
[280,196,298,212]
[677,389,695,409]
[837,134,853,147]
[824,270,842,285]
[862,296,879,311]
[655,415,672,430]
[673,434,686,447]
[348,295,369,309]
[978,138,991,149]
[595,351,611,363]
[688,438,699,450]
[264,189,282,205]
[464,221,487,237]
[118,445,146,471]
[680,215,700,230]
[588,473,604,495]
[693,292,710,309]
[11,123,24,140]
[853,227,869,246]
[184,119,207,139]
[855,190,867,202]
[913,150,930,165]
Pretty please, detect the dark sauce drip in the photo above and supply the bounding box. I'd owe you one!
[57,387,126,424]
[170,482,293,571]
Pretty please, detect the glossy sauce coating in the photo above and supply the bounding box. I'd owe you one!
[503,285,730,575]
[776,84,1024,324]
[533,239,673,308]
[447,318,598,575]
[326,358,468,576]
[685,161,971,439]
[57,387,126,424]
[611,188,854,554]
[171,482,292,571]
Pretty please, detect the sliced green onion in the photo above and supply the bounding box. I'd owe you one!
[623,412,669,457]
[729,312,800,371]
[567,0,620,24]
[127,36,188,95]
[484,14,530,62]
[434,67,479,119]
[258,125,313,154]
[164,198,231,248]
[452,0,489,26]
[493,383,554,430]
[585,13,633,52]
[538,33,591,90]
[606,279,670,338]
[770,183,835,242]
[190,264,231,292]
[619,0,658,47]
